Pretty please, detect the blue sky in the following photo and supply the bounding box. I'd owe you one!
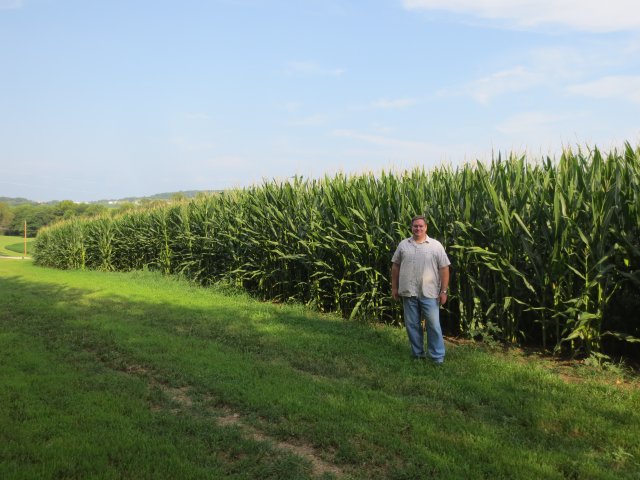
[1,0,639,202]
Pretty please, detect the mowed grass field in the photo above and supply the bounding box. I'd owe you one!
[1,259,638,479]
[0,235,33,257]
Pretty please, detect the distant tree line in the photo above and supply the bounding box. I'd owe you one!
[0,201,107,236]
[0,194,195,237]
[1,201,115,237]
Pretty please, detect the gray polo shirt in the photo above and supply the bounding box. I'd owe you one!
[392,236,451,298]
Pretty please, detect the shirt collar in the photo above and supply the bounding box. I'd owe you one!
[409,235,430,245]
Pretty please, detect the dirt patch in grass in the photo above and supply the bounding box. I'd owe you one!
[83,348,346,477]
[147,373,345,478]
[215,408,344,478]
[157,383,193,408]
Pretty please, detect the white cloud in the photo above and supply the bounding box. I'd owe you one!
[332,129,468,164]
[402,0,640,32]
[441,66,542,104]
[330,129,485,175]
[491,110,640,160]
[333,129,435,150]
[527,46,591,81]
[371,123,397,134]
[280,101,303,113]
[495,111,570,135]
[289,114,329,126]
[203,155,252,169]
[182,112,210,120]
[186,155,261,190]
[285,61,345,77]
[371,98,417,109]
[170,136,216,152]
[567,75,640,102]
[437,38,640,105]
[0,0,23,9]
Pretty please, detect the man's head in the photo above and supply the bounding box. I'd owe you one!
[411,215,427,241]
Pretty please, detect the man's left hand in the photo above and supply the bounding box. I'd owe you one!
[439,292,448,305]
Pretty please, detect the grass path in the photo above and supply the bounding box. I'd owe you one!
[1,259,638,479]
[0,235,32,257]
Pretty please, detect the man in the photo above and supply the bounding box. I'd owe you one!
[391,215,450,364]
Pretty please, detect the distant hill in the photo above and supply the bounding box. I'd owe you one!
[1,191,220,206]
[0,197,39,206]
[93,190,220,205]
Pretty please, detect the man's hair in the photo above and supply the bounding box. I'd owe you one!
[411,215,427,225]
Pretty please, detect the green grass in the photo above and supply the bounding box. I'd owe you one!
[1,259,638,479]
[0,235,32,257]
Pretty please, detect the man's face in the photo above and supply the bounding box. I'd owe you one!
[411,219,427,239]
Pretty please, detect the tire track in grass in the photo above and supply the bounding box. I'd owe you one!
[214,409,345,479]
[121,363,346,479]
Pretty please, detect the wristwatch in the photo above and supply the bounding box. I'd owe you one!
[440,289,448,295]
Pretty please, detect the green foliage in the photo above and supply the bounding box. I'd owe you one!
[4,201,109,237]
[0,202,14,233]
[33,145,640,358]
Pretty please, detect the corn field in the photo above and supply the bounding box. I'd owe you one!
[34,145,640,358]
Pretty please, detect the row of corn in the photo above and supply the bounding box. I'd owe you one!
[34,144,640,357]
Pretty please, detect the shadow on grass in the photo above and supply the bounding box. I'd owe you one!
[1,272,639,480]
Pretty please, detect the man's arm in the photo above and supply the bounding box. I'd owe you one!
[391,262,400,300]
[438,266,450,305]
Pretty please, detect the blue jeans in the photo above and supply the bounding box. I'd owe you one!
[402,296,445,363]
